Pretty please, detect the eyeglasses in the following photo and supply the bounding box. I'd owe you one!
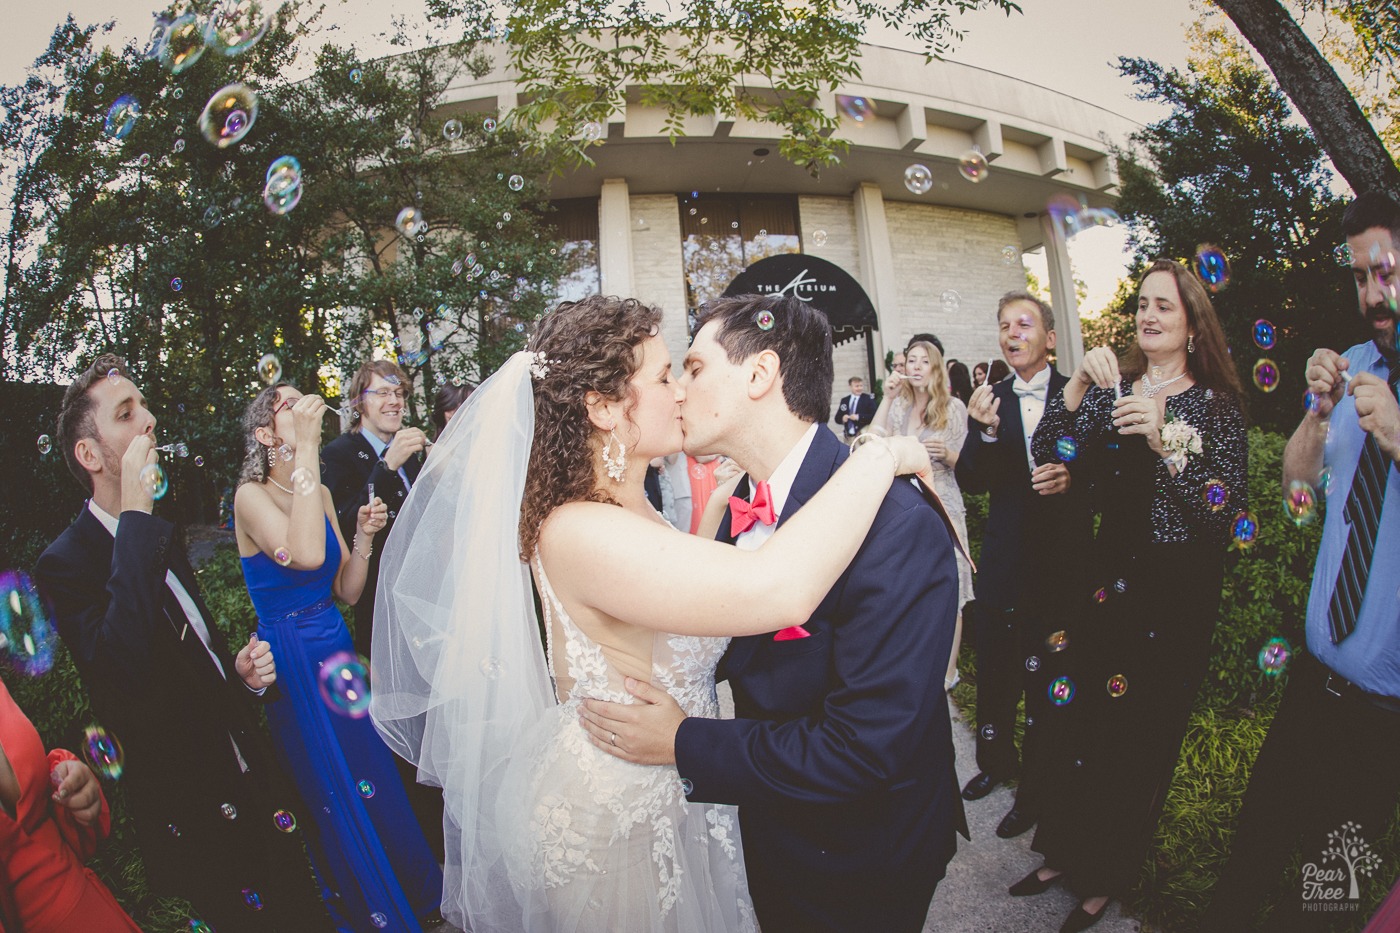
[364,389,408,402]
[272,398,298,415]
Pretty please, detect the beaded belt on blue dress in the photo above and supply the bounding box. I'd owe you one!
[264,596,334,624]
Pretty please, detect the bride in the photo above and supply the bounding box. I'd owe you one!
[371,296,930,932]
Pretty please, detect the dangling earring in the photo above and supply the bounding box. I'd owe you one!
[601,430,627,483]
[266,444,277,472]
[1187,334,1196,353]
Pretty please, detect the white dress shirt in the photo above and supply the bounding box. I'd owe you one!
[735,423,819,552]
[1012,364,1052,470]
[362,428,413,491]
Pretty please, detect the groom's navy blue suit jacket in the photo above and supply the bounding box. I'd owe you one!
[674,427,966,933]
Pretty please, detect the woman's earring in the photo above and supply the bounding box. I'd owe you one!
[266,445,277,471]
[1187,334,1195,353]
[601,430,627,483]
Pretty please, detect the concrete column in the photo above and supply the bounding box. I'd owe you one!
[852,182,900,371]
[598,178,635,297]
[1040,212,1084,373]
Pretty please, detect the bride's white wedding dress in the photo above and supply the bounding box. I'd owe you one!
[496,558,756,932]
[370,351,755,933]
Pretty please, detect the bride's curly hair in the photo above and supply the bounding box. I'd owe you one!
[519,296,664,558]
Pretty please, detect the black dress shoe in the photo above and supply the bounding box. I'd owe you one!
[961,770,1013,801]
[1008,867,1062,897]
[1060,901,1109,933]
[996,806,1038,838]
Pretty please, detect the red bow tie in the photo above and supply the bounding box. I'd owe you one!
[729,480,777,535]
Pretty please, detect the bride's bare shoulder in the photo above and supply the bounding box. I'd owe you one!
[538,499,640,546]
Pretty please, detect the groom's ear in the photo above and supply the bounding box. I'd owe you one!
[746,349,782,401]
[583,391,616,432]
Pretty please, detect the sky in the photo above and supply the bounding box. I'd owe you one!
[1,0,1212,311]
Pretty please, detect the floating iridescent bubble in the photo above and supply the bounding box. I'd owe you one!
[580,120,603,141]
[219,802,238,820]
[1055,436,1078,462]
[903,163,933,195]
[258,353,282,384]
[171,277,183,291]
[263,155,303,215]
[1025,656,1040,672]
[198,84,258,148]
[755,310,775,331]
[940,290,960,313]
[480,657,503,679]
[203,205,223,229]
[1257,637,1292,677]
[1048,677,1076,706]
[350,67,363,83]
[273,546,291,566]
[242,888,263,910]
[1001,245,1018,265]
[194,456,205,467]
[276,444,293,462]
[1230,511,1258,550]
[836,94,872,122]
[105,96,141,139]
[160,13,206,73]
[483,117,497,133]
[189,922,213,933]
[1252,319,1276,350]
[437,118,462,142]
[1283,480,1317,527]
[37,434,52,455]
[395,206,425,237]
[356,778,376,798]
[1046,630,1069,652]
[979,724,996,740]
[1092,586,1107,604]
[1317,466,1333,497]
[957,148,988,183]
[172,138,185,154]
[371,914,389,930]
[1106,674,1128,698]
[273,809,297,832]
[318,651,371,717]
[140,463,169,500]
[82,725,124,779]
[811,230,828,247]
[1333,243,1352,266]
[1252,358,1280,393]
[1193,245,1230,293]
[290,467,317,496]
[1202,479,1229,512]
[137,153,151,168]
[508,174,524,191]
[0,571,57,676]
[107,368,121,384]
[206,0,272,56]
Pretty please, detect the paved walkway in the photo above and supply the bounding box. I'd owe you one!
[923,697,1142,933]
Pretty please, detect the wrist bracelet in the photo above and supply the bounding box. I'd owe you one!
[852,434,900,473]
[353,539,372,561]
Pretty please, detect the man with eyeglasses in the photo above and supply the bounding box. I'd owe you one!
[321,359,444,857]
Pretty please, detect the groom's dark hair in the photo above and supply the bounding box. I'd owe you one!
[694,294,834,423]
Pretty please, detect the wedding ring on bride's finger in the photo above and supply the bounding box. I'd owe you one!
[609,732,618,747]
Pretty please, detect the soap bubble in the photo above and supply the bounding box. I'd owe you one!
[198,84,258,148]
[82,725,124,779]
[940,290,960,313]
[206,0,273,56]
[318,651,371,717]
[37,435,52,455]
[273,547,291,566]
[1257,637,1292,677]
[357,778,376,798]
[105,96,141,139]
[189,921,213,933]
[241,889,263,910]
[1193,245,1230,293]
[581,120,602,141]
[1106,674,1128,698]
[1055,436,1078,462]
[172,138,185,153]
[395,206,425,237]
[957,149,988,183]
[220,802,238,820]
[903,164,933,195]
[1202,479,1229,512]
[483,117,497,133]
[1334,243,1352,266]
[479,656,503,679]
[290,467,317,495]
[0,571,57,676]
[1252,319,1276,350]
[508,174,524,191]
[170,277,183,292]
[811,230,828,247]
[1283,480,1317,527]
[160,14,206,73]
[443,118,462,141]
[194,456,205,467]
[107,368,121,384]
[140,464,169,500]
[371,914,389,929]
[1252,359,1280,393]
[836,94,872,122]
[204,206,223,228]
[350,68,363,83]
[1230,511,1258,550]
[258,353,282,384]
[1045,630,1069,652]
[1001,245,1018,265]
[263,155,303,215]
[1048,676,1076,706]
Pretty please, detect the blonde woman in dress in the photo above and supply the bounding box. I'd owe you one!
[871,339,972,689]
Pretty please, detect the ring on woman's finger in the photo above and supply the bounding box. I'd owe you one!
[610,732,618,747]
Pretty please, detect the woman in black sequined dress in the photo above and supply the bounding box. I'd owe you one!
[1015,259,1248,932]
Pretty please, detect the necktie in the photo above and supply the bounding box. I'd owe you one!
[729,480,777,536]
[1012,379,1047,402]
[1327,352,1400,644]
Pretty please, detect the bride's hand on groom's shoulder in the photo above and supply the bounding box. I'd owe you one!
[885,435,933,480]
[578,678,685,767]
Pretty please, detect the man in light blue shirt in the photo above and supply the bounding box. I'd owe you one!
[1203,191,1400,931]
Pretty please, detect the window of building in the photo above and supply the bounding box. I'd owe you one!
[680,194,800,311]
[546,198,601,303]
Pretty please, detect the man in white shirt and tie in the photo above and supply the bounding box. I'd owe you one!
[36,354,332,932]
[834,376,876,443]
[954,291,1090,840]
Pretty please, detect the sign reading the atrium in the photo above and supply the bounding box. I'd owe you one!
[723,254,878,336]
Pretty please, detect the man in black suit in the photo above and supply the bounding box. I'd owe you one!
[954,291,1089,838]
[580,294,967,933]
[833,375,876,443]
[34,354,330,931]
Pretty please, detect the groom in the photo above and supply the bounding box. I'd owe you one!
[582,294,967,932]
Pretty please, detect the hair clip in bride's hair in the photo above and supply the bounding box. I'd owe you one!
[529,351,556,381]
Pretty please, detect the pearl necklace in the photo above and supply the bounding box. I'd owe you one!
[268,477,295,495]
[1140,367,1189,399]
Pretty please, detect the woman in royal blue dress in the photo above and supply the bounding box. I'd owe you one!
[235,383,443,932]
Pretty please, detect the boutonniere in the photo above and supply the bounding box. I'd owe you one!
[1160,415,1203,472]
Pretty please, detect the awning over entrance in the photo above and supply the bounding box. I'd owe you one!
[723,254,878,346]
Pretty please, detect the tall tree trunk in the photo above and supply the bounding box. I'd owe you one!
[1215,0,1400,199]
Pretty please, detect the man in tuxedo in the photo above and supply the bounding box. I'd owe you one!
[34,354,330,932]
[320,359,426,659]
[320,358,444,858]
[833,375,876,443]
[955,291,1088,839]
[581,294,967,933]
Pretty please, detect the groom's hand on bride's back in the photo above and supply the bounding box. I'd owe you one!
[579,678,685,766]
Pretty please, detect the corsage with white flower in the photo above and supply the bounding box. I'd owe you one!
[1160,415,1203,474]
